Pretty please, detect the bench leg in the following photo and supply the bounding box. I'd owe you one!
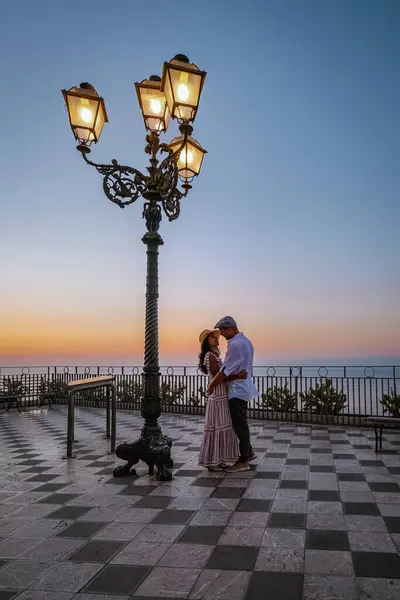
[374,425,378,453]
[379,426,383,450]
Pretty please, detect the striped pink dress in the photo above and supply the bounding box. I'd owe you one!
[198,352,239,469]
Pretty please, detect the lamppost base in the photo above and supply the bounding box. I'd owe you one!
[113,425,173,481]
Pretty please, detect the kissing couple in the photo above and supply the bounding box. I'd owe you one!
[198,316,258,473]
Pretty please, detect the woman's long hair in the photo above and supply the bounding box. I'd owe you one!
[198,338,220,374]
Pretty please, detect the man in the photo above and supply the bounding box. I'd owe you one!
[207,316,258,472]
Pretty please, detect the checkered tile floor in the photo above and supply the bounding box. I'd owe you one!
[0,407,400,599]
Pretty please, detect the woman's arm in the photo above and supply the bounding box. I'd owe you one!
[227,370,247,381]
[208,353,220,377]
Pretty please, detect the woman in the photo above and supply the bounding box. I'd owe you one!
[198,329,246,471]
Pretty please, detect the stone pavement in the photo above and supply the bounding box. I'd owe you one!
[0,407,400,600]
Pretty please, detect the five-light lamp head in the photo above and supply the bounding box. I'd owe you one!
[62,54,207,185]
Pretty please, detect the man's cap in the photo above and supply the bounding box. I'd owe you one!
[214,316,237,329]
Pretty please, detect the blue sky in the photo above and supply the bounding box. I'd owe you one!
[1,0,399,366]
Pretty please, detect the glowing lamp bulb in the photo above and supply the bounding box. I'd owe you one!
[177,83,189,102]
[180,148,194,165]
[150,98,162,114]
[80,107,93,123]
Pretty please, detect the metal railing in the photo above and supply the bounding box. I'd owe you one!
[0,365,398,425]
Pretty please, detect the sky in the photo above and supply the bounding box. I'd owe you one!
[0,0,399,367]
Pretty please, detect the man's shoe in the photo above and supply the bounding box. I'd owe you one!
[225,462,251,473]
[248,453,257,462]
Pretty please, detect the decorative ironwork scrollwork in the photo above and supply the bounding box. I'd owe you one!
[162,187,182,221]
[80,151,148,208]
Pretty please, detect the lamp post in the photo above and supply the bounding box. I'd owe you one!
[61,54,207,481]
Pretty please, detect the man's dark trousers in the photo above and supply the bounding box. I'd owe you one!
[229,397,253,463]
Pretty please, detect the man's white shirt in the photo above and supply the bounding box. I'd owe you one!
[221,332,259,401]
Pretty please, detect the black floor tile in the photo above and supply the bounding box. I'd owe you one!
[26,474,60,482]
[338,473,366,482]
[46,506,92,519]
[0,560,9,570]
[20,466,52,473]
[211,487,245,499]
[134,496,172,509]
[83,564,150,595]
[175,469,202,477]
[255,472,281,479]
[191,478,222,487]
[267,453,287,458]
[95,468,114,475]
[352,551,400,578]
[68,540,125,562]
[237,499,272,512]
[286,459,309,465]
[309,490,340,502]
[310,465,335,473]
[151,510,195,525]
[268,513,306,529]
[343,502,380,516]
[0,591,19,600]
[306,529,350,551]
[383,517,400,533]
[57,521,108,538]
[280,480,308,490]
[311,448,330,454]
[333,453,355,460]
[104,477,133,485]
[246,572,304,600]
[38,493,80,504]
[18,460,46,466]
[32,483,67,492]
[77,454,105,460]
[118,485,157,496]
[368,482,400,493]
[179,525,224,545]
[291,444,311,448]
[360,460,385,467]
[352,444,371,450]
[206,545,259,571]
[388,467,400,474]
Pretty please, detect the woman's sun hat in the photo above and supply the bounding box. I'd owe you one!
[199,329,220,346]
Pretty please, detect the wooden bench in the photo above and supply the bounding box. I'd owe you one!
[66,375,117,458]
[363,416,400,453]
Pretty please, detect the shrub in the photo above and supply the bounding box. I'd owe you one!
[260,384,297,412]
[300,379,347,415]
[117,380,143,404]
[188,386,207,407]
[160,382,186,406]
[0,377,29,398]
[39,377,69,402]
[380,389,400,418]
[116,379,186,407]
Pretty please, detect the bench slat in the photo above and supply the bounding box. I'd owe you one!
[67,376,116,391]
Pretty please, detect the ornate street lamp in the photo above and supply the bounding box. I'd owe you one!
[61,54,207,481]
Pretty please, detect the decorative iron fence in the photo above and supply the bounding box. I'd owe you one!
[0,365,399,425]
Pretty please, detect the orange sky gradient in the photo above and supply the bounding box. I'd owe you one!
[1,304,399,366]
